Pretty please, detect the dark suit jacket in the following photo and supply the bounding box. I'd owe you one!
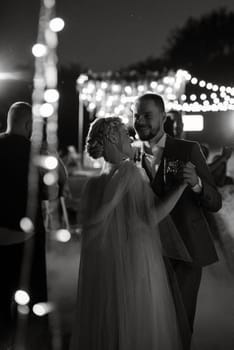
[144,135,222,267]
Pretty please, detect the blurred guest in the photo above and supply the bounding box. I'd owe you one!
[164,115,175,137]
[166,111,185,139]
[209,147,233,187]
[201,144,233,187]
[0,102,52,349]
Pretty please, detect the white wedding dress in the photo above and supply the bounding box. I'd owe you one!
[70,160,182,350]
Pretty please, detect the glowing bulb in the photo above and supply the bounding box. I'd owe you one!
[212,85,219,91]
[206,83,213,90]
[20,217,34,233]
[112,84,121,93]
[137,85,145,92]
[166,86,173,94]
[55,229,71,242]
[101,82,108,89]
[124,86,132,94]
[33,302,54,316]
[43,172,57,186]
[88,102,96,111]
[77,74,88,85]
[121,116,129,124]
[97,110,105,117]
[200,94,207,100]
[32,44,47,57]
[49,17,65,32]
[211,93,217,99]
[15,290,30,306]
[190,94,197,101]
[40,103,54,118]
[191,77,198,85]
[44,89,59,103]
[157,84,164,92]
[220,92,226,98]
[181,94,187,101]
[199,80,206,87]
[150,81,157,89]
[44,156,58,170]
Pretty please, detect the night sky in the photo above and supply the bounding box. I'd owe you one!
[1,0,234,72]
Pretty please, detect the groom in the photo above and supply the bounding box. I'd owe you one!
[133,93,222,346]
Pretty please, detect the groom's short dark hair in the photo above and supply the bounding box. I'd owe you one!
[138,93,165,113]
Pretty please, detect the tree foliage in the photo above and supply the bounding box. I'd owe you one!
[163,7,234,83]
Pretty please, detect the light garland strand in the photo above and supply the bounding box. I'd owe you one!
[77,69,234,117]
[14,1,65,349]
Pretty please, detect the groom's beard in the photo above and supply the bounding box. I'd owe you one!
[135,125,160,141]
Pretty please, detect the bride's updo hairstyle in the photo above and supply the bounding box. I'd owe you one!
[86,117,124,159]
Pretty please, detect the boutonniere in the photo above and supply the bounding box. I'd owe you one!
[163,158,184,186]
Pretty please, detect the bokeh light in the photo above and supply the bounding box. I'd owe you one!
[49,17,65,32]
[15,290,30,306]
[33,302,54,316]
[40,103,54,118]
[44,89,59,103]
[43,172,57,186]
[32,44,47,57]
[20,217,34,233]
[44,156,58,170]
[55,229,71,242]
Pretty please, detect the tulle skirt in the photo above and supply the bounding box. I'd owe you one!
[70,220,182,350]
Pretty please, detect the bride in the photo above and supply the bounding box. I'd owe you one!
[70,117,187,350]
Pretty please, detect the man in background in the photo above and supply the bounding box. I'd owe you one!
[0,102,54,349]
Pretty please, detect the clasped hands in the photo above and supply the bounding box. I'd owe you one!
[176,161,199,188]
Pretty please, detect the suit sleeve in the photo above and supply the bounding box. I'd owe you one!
[190,143,222,212]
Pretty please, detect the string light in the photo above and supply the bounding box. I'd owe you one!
[78,69,234,118]
[15,290,30,306]
[55,229,71,242]
[43,172,57,185]
[40,103,54,117]
[33,302,54,316]
[20,217,34,233]
[32,43,47,57]
[44,89,59,103]
[44,156,58,170]
[77,69,188,121]
[49,17,65,32]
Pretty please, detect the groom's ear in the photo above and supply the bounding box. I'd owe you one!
[108,131,119,144]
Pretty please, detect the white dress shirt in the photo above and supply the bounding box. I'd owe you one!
[143,133,166,176]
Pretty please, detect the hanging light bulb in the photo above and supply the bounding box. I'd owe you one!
[49,17,65,32]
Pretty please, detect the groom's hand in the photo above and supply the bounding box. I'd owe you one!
[178,161,199,187]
